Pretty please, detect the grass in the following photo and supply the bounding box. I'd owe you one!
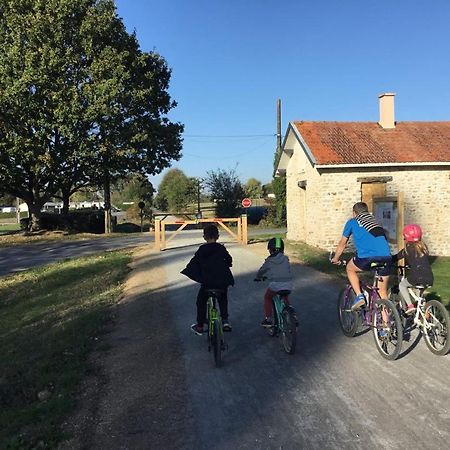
[0,251,132,448]
[286,240,450,307]
[0,230,140,248]
[0,224,20,234]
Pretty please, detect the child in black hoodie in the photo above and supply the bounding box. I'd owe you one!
[181,224,234,335]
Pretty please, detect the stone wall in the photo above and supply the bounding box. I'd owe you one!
[286,144,450,256]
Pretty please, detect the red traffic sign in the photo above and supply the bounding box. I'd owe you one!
[241,198,252,208]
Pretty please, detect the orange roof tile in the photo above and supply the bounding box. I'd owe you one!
[292,121,450,165]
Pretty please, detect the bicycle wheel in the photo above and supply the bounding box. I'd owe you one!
[423,300,450,356]
[337,287,358,337]
[211,320,222,368]
[372,298,403,360]
[281,307,297,354]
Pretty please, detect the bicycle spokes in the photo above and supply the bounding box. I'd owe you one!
[372,299,403,360]
[423,300,450,356]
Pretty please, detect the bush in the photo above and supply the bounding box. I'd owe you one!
[241,206,268,225]
[20,210,114,233]
[258,205,286,227]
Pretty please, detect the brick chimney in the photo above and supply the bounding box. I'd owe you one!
[378,93,396,129]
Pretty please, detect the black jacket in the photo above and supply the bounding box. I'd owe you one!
[181,242,234,289]
[393,248,434,286]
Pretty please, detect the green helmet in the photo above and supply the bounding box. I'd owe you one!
[267,237,284,252]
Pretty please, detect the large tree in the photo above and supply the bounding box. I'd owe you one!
[155,168,196,212]
[205,168,244,217]
[0,0,183,230]
[244,177,263,199]
[111,173,154,206]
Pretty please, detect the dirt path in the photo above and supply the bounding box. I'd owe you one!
[60,245,195,449]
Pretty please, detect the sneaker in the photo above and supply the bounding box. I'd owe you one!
[379,328,387,338]
[223,322,232,332]
[351,294,366,311]
[405,304,416,315]
[190,324,204,335]
[261,318,273,327]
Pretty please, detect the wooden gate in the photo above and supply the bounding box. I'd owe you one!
[154,216,248,251]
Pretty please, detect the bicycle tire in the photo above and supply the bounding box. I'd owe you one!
[337,287,358,337]
[281,307,297,354]
[372,298,403,360]
[423,300,450,356]
[212,320,222,368]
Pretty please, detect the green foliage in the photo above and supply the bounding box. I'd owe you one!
[0,193,16,205]
[244,178,263,199]
[155,169,197,212]
[272,177,286,225]
[205,168,244,217]
[111,173,154,206]
[0,0,183,230]
[0,251,131,448]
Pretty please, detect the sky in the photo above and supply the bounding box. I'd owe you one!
[115,0,450,189]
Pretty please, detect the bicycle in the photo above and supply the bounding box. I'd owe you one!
[254,278,298,354]
[390,265,450,356]
[334,257,403,360]
[205,289,227,367]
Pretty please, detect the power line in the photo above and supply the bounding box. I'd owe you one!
[184,133,276,138]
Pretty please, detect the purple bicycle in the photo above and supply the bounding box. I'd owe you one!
[335,258,403,360]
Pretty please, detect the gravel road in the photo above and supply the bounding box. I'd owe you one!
[60,239,450,450]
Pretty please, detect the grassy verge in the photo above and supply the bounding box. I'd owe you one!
[0,251,132,448]
[286,240,450,307]
[0,224,20,234]
[0,230,141,248]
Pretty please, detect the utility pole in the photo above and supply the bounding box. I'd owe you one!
[16,197,20,224]
[277,98,282,152]
[196,178,202,219]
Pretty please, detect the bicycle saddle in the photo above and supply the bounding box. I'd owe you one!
[276,290,291,297]
[206,289,225,296]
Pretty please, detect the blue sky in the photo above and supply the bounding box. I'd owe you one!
[115,0,450,189]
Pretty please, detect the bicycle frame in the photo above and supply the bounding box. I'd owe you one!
[272,294,289,333]
[353,272,382,327]
[399,280,435,332]
[207,295,223,344]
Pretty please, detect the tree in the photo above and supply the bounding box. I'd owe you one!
[205,169,244,217]
[0,0,183,230]
[111,173,154,206]
[244,178,263,199]
[272,176,286,225]
[155,169,196,212]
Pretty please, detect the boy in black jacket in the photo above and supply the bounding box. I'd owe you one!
[181,224,234,335]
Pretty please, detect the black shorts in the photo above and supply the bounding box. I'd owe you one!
[353,256,392,276]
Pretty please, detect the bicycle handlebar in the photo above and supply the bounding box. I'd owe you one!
[329,251,347,266]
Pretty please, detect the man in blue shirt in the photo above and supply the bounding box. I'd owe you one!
[331,202,392,310]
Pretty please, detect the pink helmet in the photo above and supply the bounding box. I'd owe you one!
[403,224,422,242]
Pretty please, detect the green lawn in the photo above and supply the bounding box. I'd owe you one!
[0,223,20,233]
[0,251,131,448]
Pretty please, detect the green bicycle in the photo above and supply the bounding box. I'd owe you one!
[206,289,227,367]
[255,279,298,354]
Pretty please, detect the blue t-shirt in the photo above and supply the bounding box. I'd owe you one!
[343,218,390,258]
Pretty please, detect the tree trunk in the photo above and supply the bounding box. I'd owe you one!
[104,171,112,234]
[28,203,42,231]
[61,190,70,215]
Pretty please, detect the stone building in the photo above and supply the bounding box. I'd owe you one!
[275,93,450,256]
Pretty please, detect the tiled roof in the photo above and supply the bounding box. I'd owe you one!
[292,121,450,165]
